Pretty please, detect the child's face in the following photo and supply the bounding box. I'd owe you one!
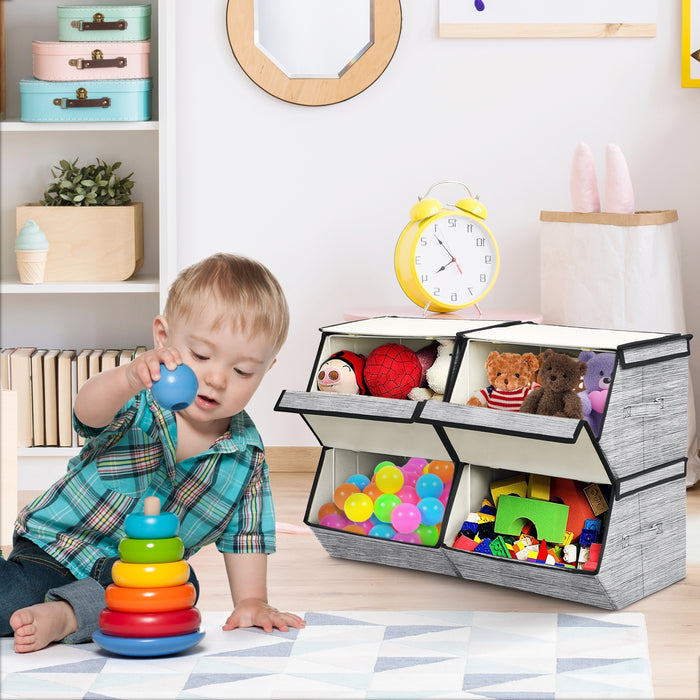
[155,304,277,432]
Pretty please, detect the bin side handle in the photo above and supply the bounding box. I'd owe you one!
[622,521,663,548]
[622,397,664,418]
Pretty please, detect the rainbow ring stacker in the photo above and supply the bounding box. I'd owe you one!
[124,509,179,540]
[151,363,198,411]
[112,560,190,588]
[98,608,201,638]
[118,536,184,564]
[105,582,197,613]
[91,630,205,658]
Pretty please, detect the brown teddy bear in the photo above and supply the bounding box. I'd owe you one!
[519,349,587,419]
[467,351,540,411]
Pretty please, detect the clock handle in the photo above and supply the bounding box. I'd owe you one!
[419,180,475,201]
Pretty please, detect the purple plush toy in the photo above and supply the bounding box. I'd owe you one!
[577,351,615,437]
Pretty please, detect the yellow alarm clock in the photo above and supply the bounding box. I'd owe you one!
[394,181,500,313]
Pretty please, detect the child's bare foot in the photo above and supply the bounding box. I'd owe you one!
[10,601,78,653]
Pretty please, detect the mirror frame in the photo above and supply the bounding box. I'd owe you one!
[226,0,402,106]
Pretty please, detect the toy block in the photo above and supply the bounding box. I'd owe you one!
[527,473,551,501]
[577,547,590,568]
[490,474,528,506]
[579,528,597,548]
[583,543,602,571]
[474,538,493,554]
[583,483,609,516]
[537,539,549,560]
[584,518,602,538]
[563,531,574,546]
[563,544,578,564]
[478,512,495,523]
[477,522,495,540]
[550,478,595,536]
[453,534,478,552]
[480,504,497,517]
[489,536,510,558]
[515,544,540,560]
[481,498,495,510]
[494,494,569,544]
[460,520,479,537]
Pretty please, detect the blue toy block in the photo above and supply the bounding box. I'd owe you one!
[474,539,493,554]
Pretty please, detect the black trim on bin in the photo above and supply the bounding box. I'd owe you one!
[615,457,688,499]
[617,334,692,370]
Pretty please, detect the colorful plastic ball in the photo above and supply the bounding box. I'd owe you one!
[415,473,443,500]
[439,481,452,506]
[402,457,428,473]
[151,363,198,411]
[333,482,359,509]
[320,513,349,530]
[343,524,367,535]
[318,501,342,521]
[427,460,455,483]
[375,465,404,494]
[415,524,440,546]
[363,482,382,502]
[390,503,422,533]
[393,531,421,544]
[417,497,445,526]
[402,470,419,487]
[346,474,371,491]
[373,461,395,474]
[343,493,374,523]
[396,485,419,505]
[373,493,401,523]
[369,524,396,539]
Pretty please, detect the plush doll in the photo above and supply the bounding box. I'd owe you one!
[415,340,439,388]
[316,350,367,395]
[363,343,422,400]
[466,351,540,411]
[408,340,455,402]
[577,351,615,436]
[519,349,587,419]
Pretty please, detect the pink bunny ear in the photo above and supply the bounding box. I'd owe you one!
[570,143,601,213]
[605,143,635,214]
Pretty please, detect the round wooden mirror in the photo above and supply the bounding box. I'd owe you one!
[226,0,402,106]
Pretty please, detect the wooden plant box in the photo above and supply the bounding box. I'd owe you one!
[16,202,143,282]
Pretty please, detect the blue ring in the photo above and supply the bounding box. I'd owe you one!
[124,512,179,540]
[93,629,205,657]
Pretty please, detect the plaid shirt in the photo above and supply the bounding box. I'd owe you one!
[16,390,276,580]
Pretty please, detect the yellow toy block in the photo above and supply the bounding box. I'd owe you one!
[490,474,527,506]
[527,473,551,501]
[563,531,574,546]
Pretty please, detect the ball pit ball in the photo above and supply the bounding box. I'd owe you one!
[417,497,445,526]
[427,460,455,483]
[393,531,421,544]
[390,503,422,533]
[363,482,382,501]
[374,493,401,523]
[346,474,371,491]
[343,493,374,523]
[416,524,439,546]
[369,523,395,539]
[318,502,342,521]
[320,513,349,530]
[151,363,198,411]
[375,465,404,494]
[343,524,367,535]
[333,483,359,509]
[373,460,395,474]
[396,485,419,505]
[415,473,443,500]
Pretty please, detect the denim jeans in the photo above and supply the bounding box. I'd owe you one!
[0,535,199,644]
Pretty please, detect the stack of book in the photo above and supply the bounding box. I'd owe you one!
[1,346,147,448]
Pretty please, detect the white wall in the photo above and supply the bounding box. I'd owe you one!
[176,1,700,447]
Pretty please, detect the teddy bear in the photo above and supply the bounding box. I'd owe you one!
[408,339,455,402]
[577,351,615,436]
[466,351,540,411]
[519,349,587,419]
[316,350,367,395]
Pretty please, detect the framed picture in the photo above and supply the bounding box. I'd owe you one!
[439,0,657,39]
[682,0,700,87]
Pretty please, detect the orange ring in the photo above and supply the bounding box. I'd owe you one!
[98,607,201,638]
[105,583,197,613]
[111,560,190,588]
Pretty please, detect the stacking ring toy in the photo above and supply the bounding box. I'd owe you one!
[151,363,198,411]
[124,511,179,540]
[92,630,205,658]
[98,608,201,638]
[112,560,190,588]
[105,583,197,613]
[119,536,184,564]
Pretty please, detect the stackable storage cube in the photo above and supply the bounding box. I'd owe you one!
[20,78,151,122]
[277,317,691,609]
[58,5,151,42]
[32,40,150,81]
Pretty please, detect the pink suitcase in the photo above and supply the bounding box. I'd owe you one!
[32,40,150,81]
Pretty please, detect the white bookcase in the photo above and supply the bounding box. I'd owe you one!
[0,0,176,489]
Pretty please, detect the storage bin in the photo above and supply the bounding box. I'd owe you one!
[278,318,691,609]
[32,40,150,81]
[20,78,151,122]
[58,4,151,42]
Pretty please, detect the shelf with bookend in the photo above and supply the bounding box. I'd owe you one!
[1,0,176,488]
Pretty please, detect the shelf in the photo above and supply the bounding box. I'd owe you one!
[0,119,159,133]
[0,277,159,294]
[18,447,79,459]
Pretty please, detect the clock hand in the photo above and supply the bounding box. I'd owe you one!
[433,234,463,274]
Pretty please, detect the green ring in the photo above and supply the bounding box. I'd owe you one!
[118,536,184,564]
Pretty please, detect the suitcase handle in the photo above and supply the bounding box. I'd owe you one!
[69,50,127,70]
[71,13,128,32]
[53,88,111,109]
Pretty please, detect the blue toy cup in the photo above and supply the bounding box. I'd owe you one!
[151,364,198,411]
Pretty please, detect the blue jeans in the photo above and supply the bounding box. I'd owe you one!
[0,535,199,644]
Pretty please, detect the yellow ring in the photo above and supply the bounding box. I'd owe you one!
[111,560,190,588]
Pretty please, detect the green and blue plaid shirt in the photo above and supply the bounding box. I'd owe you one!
[16,390,276,580]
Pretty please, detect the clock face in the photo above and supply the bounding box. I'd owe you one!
[412,213,498,308]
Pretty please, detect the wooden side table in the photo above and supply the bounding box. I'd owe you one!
[343,306,542,323]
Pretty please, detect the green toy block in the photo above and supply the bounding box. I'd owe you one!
[494,495,569,544]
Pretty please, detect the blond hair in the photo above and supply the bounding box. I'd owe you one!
[164,253,289,355]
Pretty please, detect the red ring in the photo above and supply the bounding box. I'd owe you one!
[98,607,201,638]
[105,583,197,613]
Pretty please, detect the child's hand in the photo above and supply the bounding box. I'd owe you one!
[126,347,183,394]
[222,598,306,633]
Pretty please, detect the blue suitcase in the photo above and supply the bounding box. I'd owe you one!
[57,5,151,42]
[20,78,151,122]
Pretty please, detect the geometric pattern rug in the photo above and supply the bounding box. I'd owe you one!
[0,610,653,699]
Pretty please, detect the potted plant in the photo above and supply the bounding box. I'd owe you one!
[15,158,144,282]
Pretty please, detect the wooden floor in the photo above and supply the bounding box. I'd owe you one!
[16,447,700,698]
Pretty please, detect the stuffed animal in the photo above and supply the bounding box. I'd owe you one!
[466,351,540,411]
[317,350,367,395]
[519,349,587,419]
[577,351,615,436]
[408,340,455,402]
[363,343,422,400]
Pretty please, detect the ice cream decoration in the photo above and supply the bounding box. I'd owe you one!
[15,220,49,284]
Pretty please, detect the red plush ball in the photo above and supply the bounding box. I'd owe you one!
[363,343,422,399]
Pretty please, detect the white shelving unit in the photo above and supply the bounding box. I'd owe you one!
[0,1,176,489]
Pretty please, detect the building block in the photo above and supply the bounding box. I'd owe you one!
[583,543,602,571]
[550,478,595,537]
[583,483,609,516]
[453,534,478,552]
[527,473,551,501]
[490,474,528,506]
[489,536,510,558]
[494,494,569,544]
[474,538,493,554]
[579,528,597,548]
